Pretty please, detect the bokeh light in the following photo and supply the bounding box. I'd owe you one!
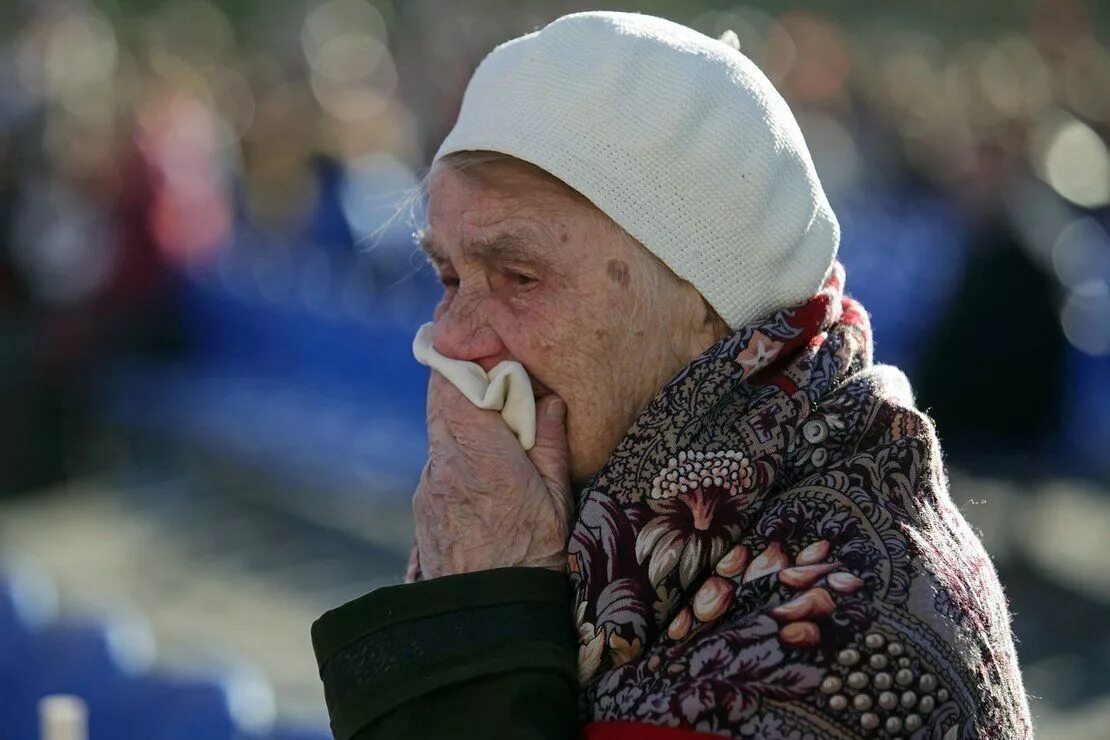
[1,2,1108,738]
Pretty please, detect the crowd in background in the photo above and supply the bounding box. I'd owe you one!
[2,0,1108,495]
[1,0,1108,485]
[0,1,1108,736]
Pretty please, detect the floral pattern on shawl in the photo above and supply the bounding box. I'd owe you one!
[569,264,1031,738]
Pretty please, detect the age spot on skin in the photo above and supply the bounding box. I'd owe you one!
[606,259,630,287]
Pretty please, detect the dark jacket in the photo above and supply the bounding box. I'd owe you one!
[312,567,579,739]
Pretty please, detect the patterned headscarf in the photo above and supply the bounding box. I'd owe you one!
[571,264,1031,738]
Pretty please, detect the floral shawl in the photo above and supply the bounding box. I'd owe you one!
[570,264,1031,738]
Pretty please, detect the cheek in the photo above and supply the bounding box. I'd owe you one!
[489,290,559,349]
[490,314,550,367]
[491,284,616,398]
[490,305,569,387]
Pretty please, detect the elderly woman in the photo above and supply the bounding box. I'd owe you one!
[310,12,1031,740]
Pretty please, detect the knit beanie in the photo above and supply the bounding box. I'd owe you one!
[432,11,839,330]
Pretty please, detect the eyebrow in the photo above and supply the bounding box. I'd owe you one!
[418,231,555,271]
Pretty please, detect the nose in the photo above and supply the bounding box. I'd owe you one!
[432,292,509,374]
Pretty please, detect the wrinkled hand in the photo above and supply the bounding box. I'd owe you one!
[411,369,574,579]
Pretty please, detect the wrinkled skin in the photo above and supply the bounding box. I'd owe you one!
[414,371,574,575]
[412,155,729,578]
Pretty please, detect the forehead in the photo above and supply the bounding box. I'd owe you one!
[427,159,593,231]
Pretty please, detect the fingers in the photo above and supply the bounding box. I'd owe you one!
[529,395,568,468]
[427,369,519,450]
[527,395,573,522]
[426,367,468,412]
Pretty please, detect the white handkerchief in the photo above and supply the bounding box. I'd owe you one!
[411,321,537,450]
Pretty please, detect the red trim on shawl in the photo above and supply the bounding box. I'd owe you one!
[581,721,723,739]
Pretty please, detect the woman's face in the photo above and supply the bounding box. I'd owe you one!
[423,157,725,488]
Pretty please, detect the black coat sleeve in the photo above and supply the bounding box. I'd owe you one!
[311,567,580,740]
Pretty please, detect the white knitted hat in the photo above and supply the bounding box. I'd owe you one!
[433,11,839,330]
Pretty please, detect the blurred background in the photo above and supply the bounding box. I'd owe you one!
[0,0,1107,738]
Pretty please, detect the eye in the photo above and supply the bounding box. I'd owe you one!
[509,271,537,287]
[437,273,459,289]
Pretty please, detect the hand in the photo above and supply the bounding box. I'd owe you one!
[412,370,574,579]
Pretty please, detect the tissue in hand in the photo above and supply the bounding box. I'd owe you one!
[411,322,537,450]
